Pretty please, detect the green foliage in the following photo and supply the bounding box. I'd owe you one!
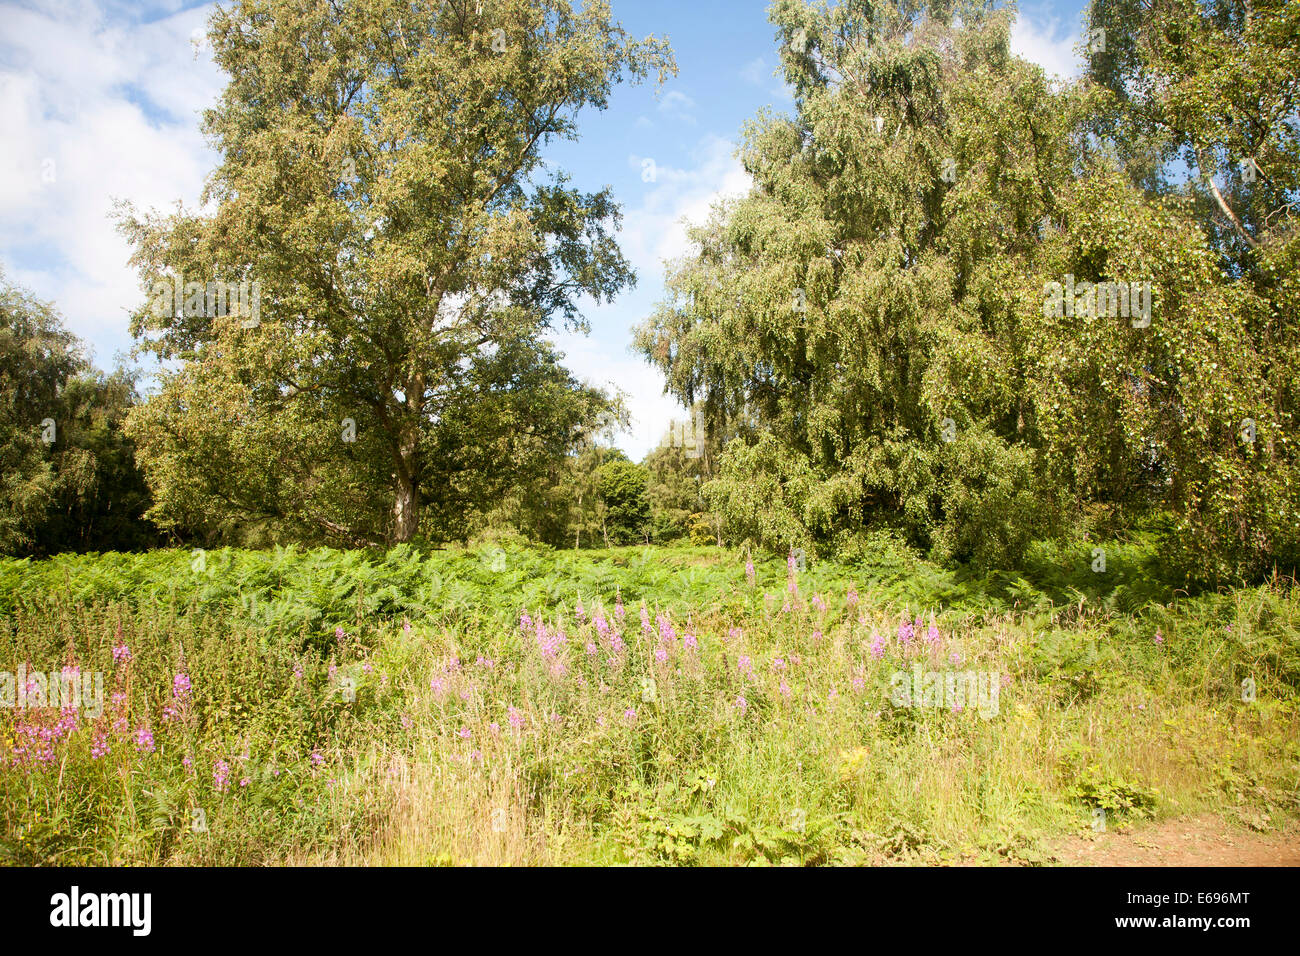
[2,542,1298,864]
[638,3,1075,568]
[596,459,651,545]
[0,599,366,864]
[0,269,156,556]
[116,0,675,546]
[1061,756,1160,823]
[634,805,843,866]
[634,0,1298,583]
[641,434,709,543]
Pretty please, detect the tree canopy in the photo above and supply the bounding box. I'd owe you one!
[118,0,674,546]
[0,269,156,555]
[635,0,1298,582]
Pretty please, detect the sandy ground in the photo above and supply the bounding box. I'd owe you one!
[1048,813,1300,866]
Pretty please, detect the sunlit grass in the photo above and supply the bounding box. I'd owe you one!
[2,543,1297,865]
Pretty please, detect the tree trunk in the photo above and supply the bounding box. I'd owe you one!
[393,465,419,542]
[392,374,424,543]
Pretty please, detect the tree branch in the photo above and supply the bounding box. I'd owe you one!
[1195,146,1261,249]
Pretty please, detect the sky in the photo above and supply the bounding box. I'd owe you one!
[0,0,1090,461]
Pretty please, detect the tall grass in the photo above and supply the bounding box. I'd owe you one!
[2,543,1297,865]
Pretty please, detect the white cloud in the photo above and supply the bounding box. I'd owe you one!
[0,1,222,366]
[568,136,751,460]
[656,88,696,125]
[624,135,750,276]
[1009,9,1083,82]
[740,56,767,85]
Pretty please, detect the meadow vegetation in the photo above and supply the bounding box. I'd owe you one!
[2,0,1297,866]
[2,539,1295,865]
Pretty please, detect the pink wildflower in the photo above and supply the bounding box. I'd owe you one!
[134,724,155,754]
[898,618,914,644]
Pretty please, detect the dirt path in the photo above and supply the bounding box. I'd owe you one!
[1049,813,1300,866]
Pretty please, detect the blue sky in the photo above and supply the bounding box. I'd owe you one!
[0,0,1089,460]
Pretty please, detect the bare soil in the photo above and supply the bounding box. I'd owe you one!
[1049,813,1300,866]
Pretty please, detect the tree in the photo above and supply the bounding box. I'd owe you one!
[1084,0,1299,260]
[641,403,722,542]
[399,338,624,543]
[642,437,704,542]
[636,0,1297,581]
[118,0,674,545]
[561,442,623,549]
[1075,0,1300,580]
[636,0,1070,568]
[596,457,650,545]
[38,369,158,553]
[0,268,156,555]
[479,409,629,549]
